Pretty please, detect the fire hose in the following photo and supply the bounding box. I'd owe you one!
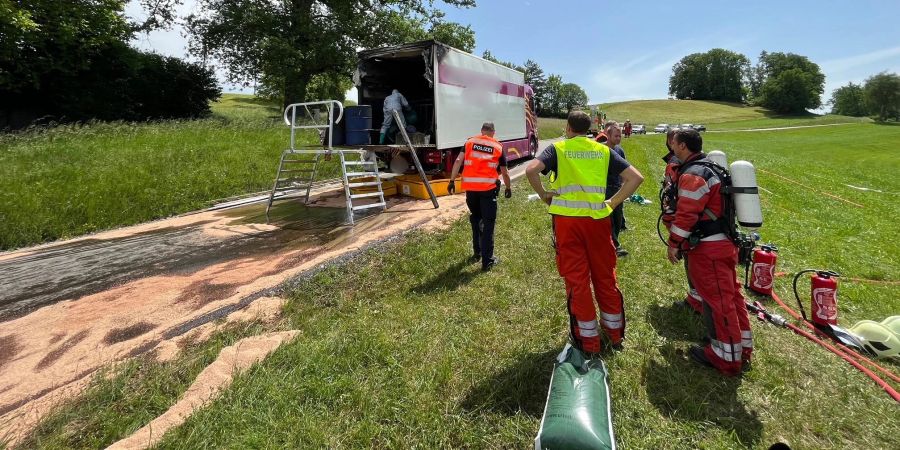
[769,290,900,384]
[750,297,900,402]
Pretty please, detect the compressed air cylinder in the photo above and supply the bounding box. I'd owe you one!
[730,160,763,229]
[707,150,728,168]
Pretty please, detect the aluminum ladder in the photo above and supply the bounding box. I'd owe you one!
[265,100,386,224]
[338,150,387,224]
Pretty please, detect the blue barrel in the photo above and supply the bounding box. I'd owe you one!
[345,105,372,145]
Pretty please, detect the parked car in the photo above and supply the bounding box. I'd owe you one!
[680,123,694,130]
[694,124,706,132]
[632,124,646,134]
[654,123,669,133]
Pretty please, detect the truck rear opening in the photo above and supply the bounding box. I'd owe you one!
[356,42,436,148]
[355,41,537,173]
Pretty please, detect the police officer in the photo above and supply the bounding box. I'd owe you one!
[526,111,644,353]
[448,122,512,271]
[663,128,753,375]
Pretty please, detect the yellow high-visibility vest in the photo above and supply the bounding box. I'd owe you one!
[547,136,613,219]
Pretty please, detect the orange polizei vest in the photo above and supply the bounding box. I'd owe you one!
[461,135,503,192]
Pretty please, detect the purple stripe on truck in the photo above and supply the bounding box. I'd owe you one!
[438,63,526,98]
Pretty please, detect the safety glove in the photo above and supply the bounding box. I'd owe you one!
[504,187,512,199]
[447,180,455,195]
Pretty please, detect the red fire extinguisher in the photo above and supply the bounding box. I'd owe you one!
[749,244,777,295]
[793,269,841,328]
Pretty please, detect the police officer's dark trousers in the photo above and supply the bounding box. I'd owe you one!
[466,188,498,268]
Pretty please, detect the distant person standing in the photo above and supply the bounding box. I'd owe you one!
[448,122,512,271]
[604,122,629,257]
[526,111,644,353]
[623,120,633,138]
[379,89,410,144]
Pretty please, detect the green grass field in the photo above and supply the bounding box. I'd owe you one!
[537,100,869,140]
[1,96,869,251]
[21,122,900,449]
[0,94,337,251]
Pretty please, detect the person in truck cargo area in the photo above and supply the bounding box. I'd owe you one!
[525,111,644,353]
[663,128,753,375]
[448,122,512,272]
[379,89,410,144]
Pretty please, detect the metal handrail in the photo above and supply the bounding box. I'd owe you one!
[283,100,344,150]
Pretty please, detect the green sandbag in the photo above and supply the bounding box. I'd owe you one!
[534,344,616,450]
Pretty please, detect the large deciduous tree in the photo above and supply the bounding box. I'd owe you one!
[829,82,867,117]
[863,72,900,122]
[523,59,547,114]
[185,0,475,107]
[669,49,749,102]
[558,83,588,114]
[542,74,563,117]
[754,51,825,113]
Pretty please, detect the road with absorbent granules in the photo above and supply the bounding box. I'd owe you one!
[0,141,550,446]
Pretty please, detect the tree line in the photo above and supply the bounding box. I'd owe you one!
[829,73,900,122]
[1,0,481,128]
[669,48,899,121]
[1,0,221,129]
[482,52,588,118]
[669,49,826,114]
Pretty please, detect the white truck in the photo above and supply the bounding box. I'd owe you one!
[354,40,538,172]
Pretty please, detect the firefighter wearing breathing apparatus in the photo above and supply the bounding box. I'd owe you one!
[661,129,704,315]
[526,111,644,354]
[663,128,754,376]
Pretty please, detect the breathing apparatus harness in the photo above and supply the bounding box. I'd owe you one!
[657,157,757,265]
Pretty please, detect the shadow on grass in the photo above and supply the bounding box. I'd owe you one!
[643,346,763,448]
[226,96,280,108]
[458,348,558,417]
[646,302,706,342]
[645,302,763,446]
[410,258,480,294]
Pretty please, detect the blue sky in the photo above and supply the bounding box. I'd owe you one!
[126,0,900,109]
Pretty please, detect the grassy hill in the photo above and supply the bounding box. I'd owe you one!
[597,99,772,126]
[538,99,871,138]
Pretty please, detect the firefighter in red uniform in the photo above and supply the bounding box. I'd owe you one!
[661,128,703,314]
[526,111,644,353]
[664,128,753,375]
[448,122,512,271]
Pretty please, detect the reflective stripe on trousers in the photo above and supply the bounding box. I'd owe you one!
[578,319,600,337]
[710,339,742,362]
[741,330,753,349]
[600,311,623,329]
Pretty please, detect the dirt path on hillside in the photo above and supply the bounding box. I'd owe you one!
[706,122,861,133]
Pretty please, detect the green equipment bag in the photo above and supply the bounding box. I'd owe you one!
[534,344,616,450]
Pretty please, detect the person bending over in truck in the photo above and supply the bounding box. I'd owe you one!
[379,89,410,144]
[448,122,512,272]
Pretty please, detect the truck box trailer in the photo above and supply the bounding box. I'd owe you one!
[354,40,538,172]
